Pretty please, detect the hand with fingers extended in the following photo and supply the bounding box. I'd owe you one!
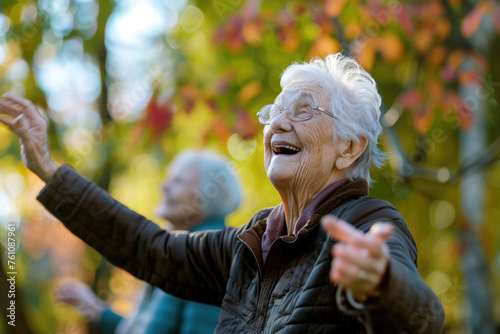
[322,215,394,303]
[0,93,59,182]
[54,280,106,322]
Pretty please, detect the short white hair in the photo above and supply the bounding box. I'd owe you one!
[172,150,242,218]
[280,53,386,185]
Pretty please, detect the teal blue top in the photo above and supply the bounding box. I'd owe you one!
[98,218,225,334]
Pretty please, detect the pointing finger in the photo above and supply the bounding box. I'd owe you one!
[322,215,363,243]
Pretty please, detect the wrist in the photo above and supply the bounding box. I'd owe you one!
[40,161,59,183]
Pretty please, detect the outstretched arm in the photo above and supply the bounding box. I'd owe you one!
[322,216,445,333]
[0,93,58,182]
[1,93,234,305]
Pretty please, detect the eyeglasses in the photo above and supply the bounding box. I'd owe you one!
[257,103,335,125]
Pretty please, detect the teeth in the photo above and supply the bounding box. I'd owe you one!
[272,144,301,152]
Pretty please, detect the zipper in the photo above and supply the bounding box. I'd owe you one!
[238,238,262,280]
[252,245,284,332]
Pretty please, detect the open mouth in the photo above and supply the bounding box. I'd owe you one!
[272,143,301,155]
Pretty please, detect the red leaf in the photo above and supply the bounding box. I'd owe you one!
[441,91,474,131]
[461,2,488,38]
[395,6,414,35]
[234,109,258,140]
[399,90,424,109]
[144,97,176,138]
[208,116,232,142]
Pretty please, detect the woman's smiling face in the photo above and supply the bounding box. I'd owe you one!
[263,90,341,193]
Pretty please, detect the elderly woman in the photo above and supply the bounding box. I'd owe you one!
[0,53,444,333]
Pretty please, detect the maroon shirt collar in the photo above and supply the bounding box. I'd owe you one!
[261,179,348,263]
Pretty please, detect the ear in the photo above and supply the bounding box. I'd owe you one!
[335,137,368,170]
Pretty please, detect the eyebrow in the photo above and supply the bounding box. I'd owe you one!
[277,91,315,105]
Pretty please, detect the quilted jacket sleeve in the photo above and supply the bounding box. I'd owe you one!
[337,197,445,334]
[36,165,242,306]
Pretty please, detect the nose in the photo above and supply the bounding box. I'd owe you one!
[269,110,293,133]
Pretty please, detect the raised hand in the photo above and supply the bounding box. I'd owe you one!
[54,280,106,322]
[322,215,394,302]
[0,93,58,182]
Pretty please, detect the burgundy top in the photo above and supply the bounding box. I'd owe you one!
[261,179,348,263]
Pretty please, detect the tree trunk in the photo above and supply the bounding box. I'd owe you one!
[459,72,495,334]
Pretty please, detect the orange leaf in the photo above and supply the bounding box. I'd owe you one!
[377,33,404,63]
[427,80,443,101]
[306,34,341,60]
[325,0,349,17]
[237,81,262,104]
[358,40,375,71]
[242,19,265,45]
[413,107,434,135]
[209,116,232,142]
[458,69,482,87]
[414,28,432,53]
[428,46,447,67]
[435,17,451,42]
[344,22,362,39]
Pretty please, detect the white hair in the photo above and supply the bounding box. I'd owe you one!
[279,53,387,185]
[172,150,242,218]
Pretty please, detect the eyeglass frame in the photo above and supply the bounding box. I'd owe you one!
[256,103,336,125]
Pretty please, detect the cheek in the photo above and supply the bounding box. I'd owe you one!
[301,125,336,167]
[263,128,272,167]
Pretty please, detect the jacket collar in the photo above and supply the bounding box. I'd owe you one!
[238,178,369,272]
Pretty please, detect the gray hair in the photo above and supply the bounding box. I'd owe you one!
[172,150,242,218]
[279,53,387,185]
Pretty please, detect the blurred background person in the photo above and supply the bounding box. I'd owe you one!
[54,150,242,334]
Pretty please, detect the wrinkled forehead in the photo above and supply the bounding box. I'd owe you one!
[274,89,322,107]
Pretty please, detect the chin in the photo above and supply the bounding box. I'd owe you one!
[266,165,294,188]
